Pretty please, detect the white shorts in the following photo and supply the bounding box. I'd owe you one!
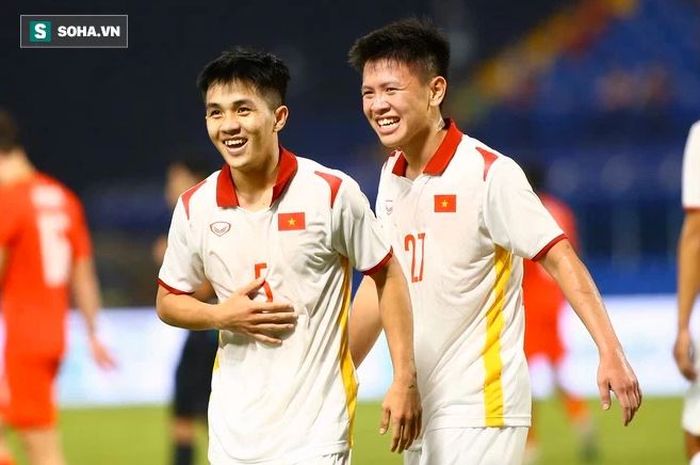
[683,345,700,435]
[403,427,528,465]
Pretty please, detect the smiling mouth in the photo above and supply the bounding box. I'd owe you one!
[374,116,401,135]
[376,117,400,128]
[223,138,247,152]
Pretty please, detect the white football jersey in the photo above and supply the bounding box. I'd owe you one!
[375,120,564,431]
[159,148,391,465]
[683,121,700,209]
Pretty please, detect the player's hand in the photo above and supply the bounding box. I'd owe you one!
[673,329,697,381]
[597,348,642,426]
[88,334,117,370]
[380,376,422,453]
[215,277,296,344]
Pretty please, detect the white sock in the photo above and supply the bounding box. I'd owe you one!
[690,452,700,465]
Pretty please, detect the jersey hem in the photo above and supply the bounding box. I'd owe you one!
[209,441,349,465]
[425,415,531,432]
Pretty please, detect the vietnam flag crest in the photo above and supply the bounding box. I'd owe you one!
[434,194,456,213]
[278,212,306,231]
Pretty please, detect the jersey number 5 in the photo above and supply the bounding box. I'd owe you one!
[254,263,274,302]
[37,212,72,286]
[404,233,425,282]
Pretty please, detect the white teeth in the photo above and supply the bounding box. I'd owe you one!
[224,139,245,147]
[378,118,399,127]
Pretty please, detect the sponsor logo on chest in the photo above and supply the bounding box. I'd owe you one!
[385,199,394,216]
[210,221,231,236]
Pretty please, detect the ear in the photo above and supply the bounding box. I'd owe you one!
[429,76,447,107]
[273,105,289,132]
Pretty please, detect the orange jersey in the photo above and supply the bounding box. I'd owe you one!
[0,173,92,357]
[523,194,577,362]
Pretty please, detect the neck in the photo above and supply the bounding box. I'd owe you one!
[402,116,447,178]
[230,146,280,209]
[0,150,35,185]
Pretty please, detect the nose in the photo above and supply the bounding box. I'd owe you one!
[220,112,241,133]
[369,94,390,113]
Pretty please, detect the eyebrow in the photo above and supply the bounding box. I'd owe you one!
[205,98,256,109]
[361,81,403,91]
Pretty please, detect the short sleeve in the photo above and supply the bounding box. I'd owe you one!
[158,199,205,294]
[331,176,392,275]
[483,157,564,259]
[683,122,700,209]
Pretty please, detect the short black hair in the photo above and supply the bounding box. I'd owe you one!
[0,109,21,152]
[348,18,450,81]
[196,47,290,108]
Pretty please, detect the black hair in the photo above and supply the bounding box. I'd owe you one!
[348,17,450,82]
[196,47,290,108]
[0,109,21,152]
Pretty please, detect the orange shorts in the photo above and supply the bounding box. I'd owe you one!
[0,352,61,428]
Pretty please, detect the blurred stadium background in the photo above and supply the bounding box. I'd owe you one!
[2,0,699,463]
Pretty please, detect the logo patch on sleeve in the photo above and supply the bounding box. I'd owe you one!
[434,194,456,213]
[278,212,306,231]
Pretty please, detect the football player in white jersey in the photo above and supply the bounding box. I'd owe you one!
[674,121,700,465]
[156,48,421,465]
[347,18,641,465]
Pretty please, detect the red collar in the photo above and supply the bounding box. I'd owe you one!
[216,146,298,208]
[392,119,463,177]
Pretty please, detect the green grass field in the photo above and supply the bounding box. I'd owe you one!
[5,397,687,464]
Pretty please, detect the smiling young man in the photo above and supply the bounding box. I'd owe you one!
[155,48,421,465]
[347,19,641,465]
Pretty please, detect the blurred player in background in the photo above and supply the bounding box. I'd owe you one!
[153,158,218,465]
[156,48,421,464]
[348,18,641,465]
[521,164,596,464]
[0,109,115,465]
[674,121,700,465]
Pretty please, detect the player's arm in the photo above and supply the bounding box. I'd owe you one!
[349,275,382,366]
[71,256,116,369]
[538,239,641,425]
[369,256,421,453]
[0,247,6,281]
[674,210,700,381]
[156,278,296,344]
